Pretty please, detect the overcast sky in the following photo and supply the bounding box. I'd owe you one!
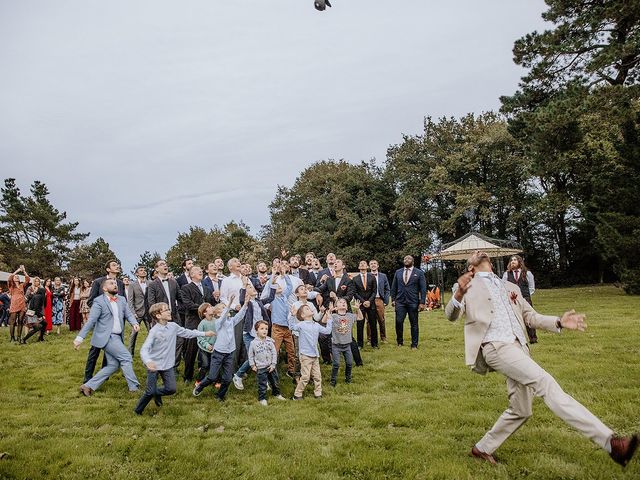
[0,0,547,272]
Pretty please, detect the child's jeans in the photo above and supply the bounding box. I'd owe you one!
[256,367,281,401]
[331,343,353,383]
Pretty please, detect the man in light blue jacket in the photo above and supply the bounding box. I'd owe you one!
[74,279,140,396]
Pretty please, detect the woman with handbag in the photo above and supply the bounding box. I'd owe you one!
[22,277,47,344]
[8,265,30,343]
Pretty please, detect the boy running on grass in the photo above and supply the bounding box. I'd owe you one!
[135,302,214,415]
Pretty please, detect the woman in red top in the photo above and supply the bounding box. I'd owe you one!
[43,278,53,333]
[8,265,30,342]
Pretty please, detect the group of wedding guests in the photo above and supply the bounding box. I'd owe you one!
[3,266,92,343]
[73,253,402,410]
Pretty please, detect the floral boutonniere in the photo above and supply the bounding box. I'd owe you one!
[509,292,518,305]
[340,285,347,291]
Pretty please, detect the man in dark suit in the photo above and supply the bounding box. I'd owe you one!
[315,258,362,366]
[84,260,125,383]
[180,265,213,383]
[202,262,222,303]
[369,259,390,342]
[289,256,313,287]
[391,255,427,349]
[352,260,378,348]
[147,259,183,368]
[315,252,337,286]
[127,266,150,355]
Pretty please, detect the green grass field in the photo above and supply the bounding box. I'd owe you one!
[1,285,639,479]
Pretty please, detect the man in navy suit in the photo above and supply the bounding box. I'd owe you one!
[74,278,140,396]
[390,255,427,349]
[369,259,390,342]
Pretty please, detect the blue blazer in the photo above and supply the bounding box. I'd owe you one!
[78,294,138,348]
[390,267,427,306]
[373,272,391,305]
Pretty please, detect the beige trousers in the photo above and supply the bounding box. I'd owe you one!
[294,354,322,398]
[477,341,613,454]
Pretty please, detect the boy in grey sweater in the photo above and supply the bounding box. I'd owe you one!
[248,320,286,405]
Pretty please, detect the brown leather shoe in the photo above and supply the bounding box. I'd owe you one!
[610,434,639,467]
[79,385,93,397]
[470,446,497,465]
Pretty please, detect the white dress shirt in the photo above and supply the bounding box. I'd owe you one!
[107,294,122,334]
[220,273,244,307]
[159,277,172,311]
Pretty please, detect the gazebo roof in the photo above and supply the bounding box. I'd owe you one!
[432,232,523,261]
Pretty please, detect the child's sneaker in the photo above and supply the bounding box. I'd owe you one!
[292,395,303,401]
[314,395,323,399]
[192,385,202,397]
[232,374,244,390]
[259,399,268,406]
[274,395,286,401]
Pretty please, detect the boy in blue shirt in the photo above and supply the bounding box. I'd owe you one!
[192,294,248,401]
[289,304,332,400]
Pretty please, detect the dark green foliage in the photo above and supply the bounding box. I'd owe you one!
[264,160,403,273]
[0,178,89,278]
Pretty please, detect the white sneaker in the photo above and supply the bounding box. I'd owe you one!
[232,374,244,390]
[274,395,286,401]
[259,399,268,406]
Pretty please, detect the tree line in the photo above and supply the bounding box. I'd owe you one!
[1,1,638,292]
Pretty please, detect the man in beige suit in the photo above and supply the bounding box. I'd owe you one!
[445,251,638,467]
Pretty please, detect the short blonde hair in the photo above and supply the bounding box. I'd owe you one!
[149,302,168,320]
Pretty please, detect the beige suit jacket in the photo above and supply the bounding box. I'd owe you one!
[445,277,559,374]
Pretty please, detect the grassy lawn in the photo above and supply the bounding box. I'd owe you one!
[0,285,639,479]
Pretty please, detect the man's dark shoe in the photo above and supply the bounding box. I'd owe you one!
[470,446,497,465]
[79,385,94,397]
[154,395,162,407]
[610,434,639,467]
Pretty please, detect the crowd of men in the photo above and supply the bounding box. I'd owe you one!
[76,251,429,389]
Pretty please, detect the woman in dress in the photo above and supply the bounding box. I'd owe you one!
[22,277,47,344]
[51,277,66,335]
[8,265,30,342]
[68,277,83,332]
[80,279,91,325]
[43,278,53,334]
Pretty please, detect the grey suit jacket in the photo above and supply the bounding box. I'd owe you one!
[128,280,148,320]
[445,278,559,374]
[78,295,138,348]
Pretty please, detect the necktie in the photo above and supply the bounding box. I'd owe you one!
[403,268,410,284]
[362,274,366,288]
[515,270,520,282]
[109,296,117,303]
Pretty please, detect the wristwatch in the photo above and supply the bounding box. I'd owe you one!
[556,318,563,330]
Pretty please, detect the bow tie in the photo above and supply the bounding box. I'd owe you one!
[108,296,118,303]
[161,279,168,283]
